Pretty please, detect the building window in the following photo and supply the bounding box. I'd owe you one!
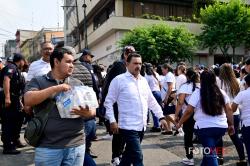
[123,0,193,18]
[93,1,115,30]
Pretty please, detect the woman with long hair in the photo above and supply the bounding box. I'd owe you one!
[217,64,246,165]
[175,68,199,165]
[177,70,234,165]
[232,74,250,165]
[145,63,162,132]
[175,65,187,91]
[161,63,176,134]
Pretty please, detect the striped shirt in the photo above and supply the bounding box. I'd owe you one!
[27,59,51,81]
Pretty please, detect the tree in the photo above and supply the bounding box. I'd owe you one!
[119,24,197,64]
[198,0,250,62]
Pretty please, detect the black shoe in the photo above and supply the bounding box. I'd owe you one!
[3,149,21,155]
[150,127,161,132]
[161,131,173,135]
[192,136,199,144]
[86,150,98,158]
[217,157,224,165]
[236,161,248,166]
[14,140,27,148]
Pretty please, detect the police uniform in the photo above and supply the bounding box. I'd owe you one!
[1,62,25,153]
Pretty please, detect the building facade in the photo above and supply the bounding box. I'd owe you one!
[64,0,248,67]
[4,40,16,58]
[15,30,38,54]
[20,28,64,62]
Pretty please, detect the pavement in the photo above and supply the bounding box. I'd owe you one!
[0,124,247,166]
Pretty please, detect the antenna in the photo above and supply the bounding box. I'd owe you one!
[57,0,60,31]
[31,12,34,30]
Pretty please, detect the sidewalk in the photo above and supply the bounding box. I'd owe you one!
[0,125,242,166]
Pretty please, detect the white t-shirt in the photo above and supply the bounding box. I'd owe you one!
[188,89,230,129]
[217,78,240,115]
[177,83,199,113]
[233,87,250,127]
[145,74,160,92]
[175,74,187,91]
[160,72,175,101]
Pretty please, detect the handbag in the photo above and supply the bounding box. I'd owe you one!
[24,101,54,147]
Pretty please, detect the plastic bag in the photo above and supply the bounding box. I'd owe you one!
[56,86,98,118]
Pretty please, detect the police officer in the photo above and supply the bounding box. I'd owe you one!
[1,53,26,154]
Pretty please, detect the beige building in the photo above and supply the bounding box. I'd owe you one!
[64,0,248,67]
[15,29,38,54]
[20,28,64,61]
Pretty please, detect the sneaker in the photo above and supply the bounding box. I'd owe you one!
[182,158,194,165]
[111,157,120,166]
[176,128,184,136]
[3,149,21,155]
[101,134,113,140]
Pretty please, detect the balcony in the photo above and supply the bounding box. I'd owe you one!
[86,16,202,47]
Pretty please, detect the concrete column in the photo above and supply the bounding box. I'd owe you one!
[207,55,214,67]
[115,0,123,16]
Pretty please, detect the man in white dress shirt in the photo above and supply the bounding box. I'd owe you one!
[104,53,168,166]
[26,42,54,81]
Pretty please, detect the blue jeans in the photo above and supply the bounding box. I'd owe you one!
[242,126,250,164]
[195,128,226,166]
[84,153,96,166]
[150,91,162,128]
[216,115,245,160]
[35,144,85,166]
[84,118,96,153]
[119,129,144,166]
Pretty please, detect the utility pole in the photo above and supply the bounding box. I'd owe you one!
[75,0,81,52]
[83,0,88,49]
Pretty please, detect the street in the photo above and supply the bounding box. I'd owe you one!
[0,124,242,166]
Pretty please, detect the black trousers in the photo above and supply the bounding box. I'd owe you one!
[111,104,125,159]
[1,97,24,150]
[183,115,195,159]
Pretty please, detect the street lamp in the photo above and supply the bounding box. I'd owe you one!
[82,0,88,49]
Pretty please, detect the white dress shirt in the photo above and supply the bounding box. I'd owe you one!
[27,59,51,81]
[104,71,164,131]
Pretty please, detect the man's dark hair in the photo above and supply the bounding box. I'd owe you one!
[41,41,53,48]
[245,58,250,65]
[13,53,24,63]
[126,53,141,63]
[245,73,250,86]
[50,47,74,68]
[162,63,173,73]
[200,70,225,116]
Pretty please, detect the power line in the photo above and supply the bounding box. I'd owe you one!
[0,28,15,35]
[0,33,13,37]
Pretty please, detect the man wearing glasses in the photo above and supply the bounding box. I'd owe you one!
[27,42,54,81]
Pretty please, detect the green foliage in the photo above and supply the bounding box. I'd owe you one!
[141,14,163,20]
[118,24,197,64]
[199,0,250,59]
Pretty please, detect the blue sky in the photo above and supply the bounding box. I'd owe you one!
[0,0,64,56]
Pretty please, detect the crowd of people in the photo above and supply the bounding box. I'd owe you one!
[0,43,250,166]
